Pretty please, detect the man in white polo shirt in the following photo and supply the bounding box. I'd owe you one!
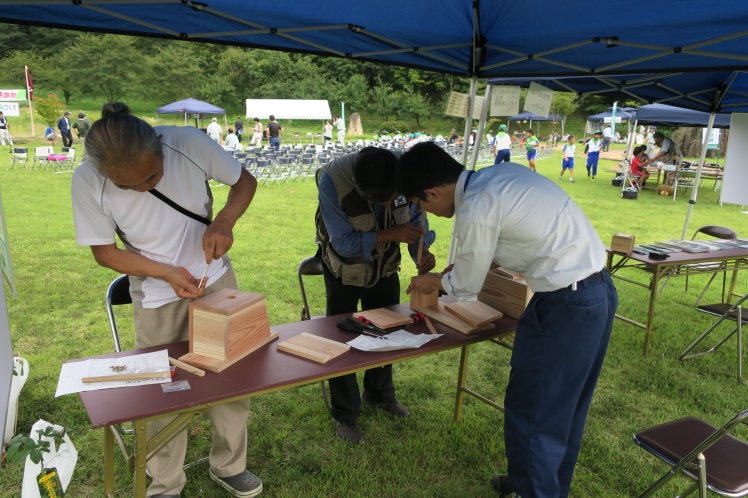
[398,142,617,498]
[71,102,262,498]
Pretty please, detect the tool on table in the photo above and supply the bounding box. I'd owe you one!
[197,263,209,291]
[337,317,388,339]
[169,357,206,377]
[355,316,389,334]
[411,312,438,334]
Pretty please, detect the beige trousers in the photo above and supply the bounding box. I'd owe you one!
[134,267,251,497]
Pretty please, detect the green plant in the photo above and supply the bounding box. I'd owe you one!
[33,93,66,128]
[6,426,66,466]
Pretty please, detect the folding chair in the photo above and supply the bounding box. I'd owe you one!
[633,409,748,497]
[9,147,28,170]
[679,291,748,383]
[297,256,333,409]
[105,275,209,469]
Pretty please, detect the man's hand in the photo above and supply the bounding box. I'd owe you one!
[165,266,203,299]
[417,248,436,275]
[406,272,443,295]
[202,218,234,263]
[378,223,425,246]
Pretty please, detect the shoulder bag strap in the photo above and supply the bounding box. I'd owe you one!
[148,189,211,225]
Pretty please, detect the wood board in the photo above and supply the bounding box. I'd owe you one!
[409,287,438,311]
[352,309,413,329]
[478,270,533,319]
[179,330,278,373]
[444,301,503,327]
[277,332,350,364]
[493,267,524,280]
[419,303,495,335]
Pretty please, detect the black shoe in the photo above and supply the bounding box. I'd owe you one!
[335,420,364,444]
[362,390,411,418]
[491,475,515,497]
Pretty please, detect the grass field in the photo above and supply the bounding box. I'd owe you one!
[0,140,746,497]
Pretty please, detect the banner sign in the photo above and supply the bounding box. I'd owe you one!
[523,82,553,117]
[603,116,622,123]
[445,92,470,118]
[490,86,520,117]
[0,90,26,102]
[702,127,720,150]
[0,103,20,117]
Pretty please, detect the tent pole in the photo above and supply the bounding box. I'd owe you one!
[625,119,637,161]
[460,76,478,167]
[470,84,492,172]
[681,112,716,239]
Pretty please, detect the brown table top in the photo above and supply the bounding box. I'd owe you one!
[607,246,748,266]
[77,302,517,428]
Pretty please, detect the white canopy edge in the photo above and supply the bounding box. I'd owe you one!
[245,99,332,120]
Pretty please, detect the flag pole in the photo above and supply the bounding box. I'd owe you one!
[25,66,35,137]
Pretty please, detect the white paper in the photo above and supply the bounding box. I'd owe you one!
[55,349,171,397]
[346,330,443,352]
[524,82,554,117]
[490,86,520,116]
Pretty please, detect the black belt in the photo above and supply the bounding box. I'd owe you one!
[561,270,605,291]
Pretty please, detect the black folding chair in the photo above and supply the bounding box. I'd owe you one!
[634,409,748,497]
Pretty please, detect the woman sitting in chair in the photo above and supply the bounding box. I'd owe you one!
[630,145,651,188]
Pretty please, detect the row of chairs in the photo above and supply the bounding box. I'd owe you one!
[10,146,78,171]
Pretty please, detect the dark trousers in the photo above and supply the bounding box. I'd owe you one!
[61,130,73,148]
[322,264,399,424]
[505,271,617,498]
[586,151,600,176]
[494,149,511,164]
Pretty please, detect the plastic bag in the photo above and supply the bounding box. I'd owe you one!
[21,419,78,498]
[4,356,29,444]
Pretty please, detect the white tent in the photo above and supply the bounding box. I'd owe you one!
[245,99,332,120]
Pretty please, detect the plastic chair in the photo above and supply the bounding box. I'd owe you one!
[679,291,748,383]
[633,409,748,497]
[105,275,209,468]
[9,147,28,170]
[297,256,332,409]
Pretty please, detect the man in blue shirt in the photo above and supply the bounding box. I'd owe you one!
[315,147,436,444]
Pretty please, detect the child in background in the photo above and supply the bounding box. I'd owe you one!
[525,129,539,171]
[559,135,576,183]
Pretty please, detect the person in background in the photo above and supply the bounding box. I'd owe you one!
[559,135,576,183]
[266,115,282,150]
[525,129,539,172]
[493,124,512,164]
[235,117,244,143]
[448,128,459,144]
[224,128,241,151]
[250,117,263,148]
[207,117,223,144]
[602,125,613,152]
[0,111,12,147]
[333,114,346,143]
[585,130,603,179]
[73,112,91,146]
[323,120,333,143]
[630,145,651,188]
[315,147,435,445]
[71,102,261,498]
[45,123,62,145]
[398,142,617,498]
[58,111,73,147]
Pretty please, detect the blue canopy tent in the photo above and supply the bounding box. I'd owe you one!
[506,112,563,138]
[634,103,732,128]
[156,98,227,129]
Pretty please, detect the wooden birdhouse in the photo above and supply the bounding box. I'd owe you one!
[179,288,278,373]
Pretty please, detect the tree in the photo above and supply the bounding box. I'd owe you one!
[397,85,431,128]
[369,77,397,120]
[550,92,579,133]
[62,34,140,102]
[139,43,205,104]
[34,93,65,128]
[335,74,368,114]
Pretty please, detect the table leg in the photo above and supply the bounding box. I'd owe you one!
[134,419,148,498]
[726,259,743,304]
[453,345,469,422]
[104,426,115,497]
[643,268,665,355]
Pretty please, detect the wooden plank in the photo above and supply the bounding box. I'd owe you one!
[277,332,350,364]
[444,301,503,327]
[82,371,172,384]
[493,267,524,280]
[423,315,438,335]
[179,331,279,373]
[168,357,205,377]
[352,309,413,329]
[419,303,495,335]
[409,276,439,311]
[478,271,533,319]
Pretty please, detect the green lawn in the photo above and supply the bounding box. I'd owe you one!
[1,142,747,497]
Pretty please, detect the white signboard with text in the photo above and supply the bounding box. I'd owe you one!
[1,103,20,117]
[445,92,485,120]
[0,90,26,102]
[490,86,520,117]
[523,82,553,117]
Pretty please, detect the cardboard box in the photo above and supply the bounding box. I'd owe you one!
[478,270,533,319]
[611,233,635,254]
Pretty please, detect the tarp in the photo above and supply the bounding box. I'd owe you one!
[245,99,331,120]
[156,98,225,115]
[2,1,748,86]
[507,112,562,122]
[633,103,732,128]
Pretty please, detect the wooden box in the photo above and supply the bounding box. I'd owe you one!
[179,288,278,372]
[611,233,635,254]
[409,276,438,311]
[477,269,533,319]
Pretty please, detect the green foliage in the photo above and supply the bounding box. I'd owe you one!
[6,427,66,467]
[551,91,579,118]
[378,120,410,134]
[34,93,65,127]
